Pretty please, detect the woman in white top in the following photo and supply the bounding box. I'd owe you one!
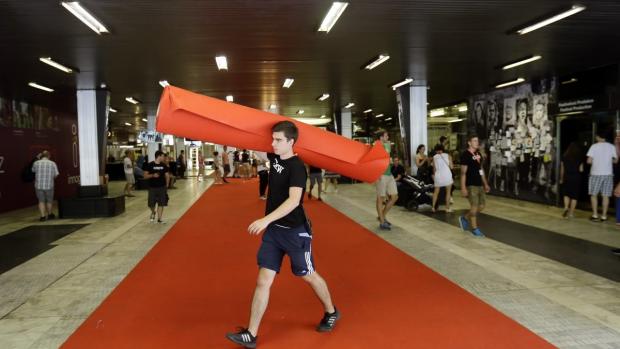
[431,144,453,212]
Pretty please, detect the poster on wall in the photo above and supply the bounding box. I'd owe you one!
[0,96,80,213]
[468,78,558,204]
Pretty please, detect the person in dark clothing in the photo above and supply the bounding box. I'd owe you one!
[560,142,584,219]
[391,156,406,183]
[226,121,339,348]
[307,165,323,200]
[144,150,170,223]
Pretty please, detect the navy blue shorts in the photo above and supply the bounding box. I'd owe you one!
[257,224,315,276]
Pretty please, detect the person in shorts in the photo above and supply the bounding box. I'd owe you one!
[459,135,490,237]
[307,165,323,201]
[375,130,398,230]
[222,145,231,183]
[32,150,59,221]
[225,121,339,348]
[144,150,170,223]
[586,130,618,221]
[123,150,136,197]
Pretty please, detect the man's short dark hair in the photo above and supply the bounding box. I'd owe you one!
[375,130,387,140]
[434,144,445,152]
[272,121,299,144]
[214,151,219,156]
[467,134,478,142]
[439,136,447,144]
[596,129,609,140]
[155,150,164,158]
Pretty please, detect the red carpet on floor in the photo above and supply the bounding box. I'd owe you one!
[62,179,555,348]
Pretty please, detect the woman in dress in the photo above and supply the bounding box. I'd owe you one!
[431,144,453,212]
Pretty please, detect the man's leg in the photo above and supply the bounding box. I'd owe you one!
[46,201,53,216]
[157,205,164,220]
[38,201,46,218]
[376,196,386,223]
[248,268,277,336]
[383,194,398,217]
[591,195,599,217]
[301,272,335,313]
[602,196,610,218]
[466,207,479,229]
[317,179,323,200]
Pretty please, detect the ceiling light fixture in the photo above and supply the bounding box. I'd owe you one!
[449,118,465,123]
[364,54,390,70]
[430,109,445,117]
[125,97,140,104]
[61,1,109,34]
[125,122,132,126]
[495,77,525,89]
[344,102,355,109]
[516,5,586,35]
[226,95,234,102]
[269,104,277,109]
[215,56,228,70]
[318,2,349,33]
[297,109,305,114]
[293,117,332,126]
[320,114,327,118]
[385,117,393,121]
[142,118,148,122]
[159,80,169,87]
[39,57,74,73]
[501,55,542,70]
[561,78,578,85]
[363,109,372,114]
[109,108,117,113]
[375,113,384,118]
[28,82,54,92]
[391,78,413,90]
[318,93,330,101]
[283,78,294,88]
[458,105,468,112]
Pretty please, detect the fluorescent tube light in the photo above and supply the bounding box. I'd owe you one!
[495,78,525,89]
[142,118,148,122]
[363,109,372,114]
[364,54,390,70]
[344,102,355,109]
[159,80,169,87]
[561,78,578,85]
[375,113,384,118]
[269,104,277,109]
[430,109,445,117]
[283,78,294,88]
[215,56,228,70]
[226,95,234,102]
[320,115,327,118]
[449,118,465,123]
[109,108,117,113]
[502,55,542,70]
[294,117,332,126]
[318,2,349,33]
[297,110,304,114]
[125,97,140,104]
[391,78,413,90]
[28,82,54,92]
[517,5,586,35]
[61,1,109,34]
[318,93,330,101]
[458,106,468,112]
[39,57,74,73]
[125,122,132,126]
[385,117,393,121]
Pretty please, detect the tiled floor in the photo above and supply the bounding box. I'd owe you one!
[0,179,619,348]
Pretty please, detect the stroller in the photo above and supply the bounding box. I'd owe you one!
[396,174,434,211]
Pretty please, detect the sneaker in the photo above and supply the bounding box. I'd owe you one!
[157,219,166,224]
[459,216,470,231]
[600,216,608,222]
[150,212,156,222]
[47,213,56,219]
[590,216,600,222]
[317,308,340,332]
[379,222,391,230]
[562,209,568,219]
[225,328,257,348]
[39,216,46,222]
[384,219,392,226]
[471,228,485,237]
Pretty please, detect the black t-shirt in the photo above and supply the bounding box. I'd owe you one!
[391,164,405,180]
[241,152,250,163]
[145,161,168,187]
[266,153,307,228]
[308,165,322,174]
[460,150,483,187]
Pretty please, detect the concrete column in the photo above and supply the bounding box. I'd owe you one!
[341,109,352,139]
[409,85,428,173]
[76,89,109,196]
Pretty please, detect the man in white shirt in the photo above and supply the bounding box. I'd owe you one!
[587,131,618,221]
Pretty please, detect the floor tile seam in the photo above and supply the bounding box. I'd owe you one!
[331,193,620,333]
